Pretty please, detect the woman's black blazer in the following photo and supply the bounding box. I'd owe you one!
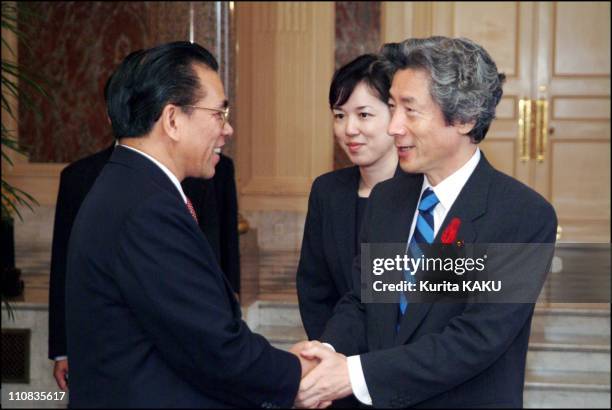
[297,165,401,340]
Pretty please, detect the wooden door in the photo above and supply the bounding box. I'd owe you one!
[532,2,610,243]
[427,1,610,243]
[430,2,535,187]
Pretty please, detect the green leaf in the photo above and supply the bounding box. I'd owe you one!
[2,62,52,100]
[1,94,16,119]
[1,150,15,166]
[1,36,16,57]
[0,19,29,40]
[2,298,15,321]
[1,180,38,221]
[1,1,45,220]
[2,191,24,221]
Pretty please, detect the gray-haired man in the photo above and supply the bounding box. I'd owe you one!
[295,36,557,408]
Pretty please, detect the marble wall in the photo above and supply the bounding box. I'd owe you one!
[10,1,383,258]
[12,205,54,287]
[333,1,381,170]
[14,1,377,167]
[17,1,235,163]
[243,210,306,252]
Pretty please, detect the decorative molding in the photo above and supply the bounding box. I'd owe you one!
[548,139,611,222]
[450,2,520,79]
[381,2,412,43]
[381,2,433,43]
[241,177,313,196]
[235,2,334,213]
[551,96,611,121]
[552,2,611,79]
[240,194,308,212]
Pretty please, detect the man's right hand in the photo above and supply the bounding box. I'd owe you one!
[289,341,320,378]
[53,359,69,391]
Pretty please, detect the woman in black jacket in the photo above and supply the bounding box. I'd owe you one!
[297,54,399,341]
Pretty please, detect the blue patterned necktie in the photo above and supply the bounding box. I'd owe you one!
[399,188,440,319]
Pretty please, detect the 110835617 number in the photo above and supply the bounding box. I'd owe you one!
[8,392,66,401]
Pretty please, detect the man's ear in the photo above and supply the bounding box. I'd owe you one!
[161,104,181,142]
[456,120,476,136]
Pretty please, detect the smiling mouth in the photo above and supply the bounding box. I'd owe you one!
[346,143,365,154]
[397,145,415,152]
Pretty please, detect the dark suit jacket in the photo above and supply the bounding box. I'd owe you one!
[182,154,241,293]
[65,146,300,408]
[48,145,240,360]
[321,154,557,408]
[296,165,401,341]
[297,166,360,341]
[48,145,113,360]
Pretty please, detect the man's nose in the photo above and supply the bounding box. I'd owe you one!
[223,121,234,139]
[388,110,406,138]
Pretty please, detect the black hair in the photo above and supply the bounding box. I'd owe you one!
[105,41,219,139]
[328,54,391,109]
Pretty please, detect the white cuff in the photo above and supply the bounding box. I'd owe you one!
[347,355,372,405]
[54,356,68,361]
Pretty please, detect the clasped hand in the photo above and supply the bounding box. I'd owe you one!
[289,341,352,408]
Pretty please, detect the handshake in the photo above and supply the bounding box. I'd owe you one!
[288,340,354,408]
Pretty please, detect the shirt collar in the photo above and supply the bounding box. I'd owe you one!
[421,147,481,212]
[118,144,188,203]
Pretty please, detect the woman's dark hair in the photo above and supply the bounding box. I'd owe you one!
[106,41,219,139]
[328,54,391,109]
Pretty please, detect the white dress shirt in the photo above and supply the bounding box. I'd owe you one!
[346,148,482,405]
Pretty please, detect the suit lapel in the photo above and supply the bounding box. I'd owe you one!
[331,167,360,290]
[373,173,423,348]
[380,172,422,243]
[393,172,433,346]
[110,146,183,202]
[393,154,493,345]
[434,153,492,244]
[394,303,434,345]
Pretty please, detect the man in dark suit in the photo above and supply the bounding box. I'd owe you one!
[64,42,314,408]
[294,36,557,408]
[48,144,241,390]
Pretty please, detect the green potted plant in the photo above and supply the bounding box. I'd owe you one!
[2,2,48,316]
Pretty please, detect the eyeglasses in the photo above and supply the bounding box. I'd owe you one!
[184,105,230,126]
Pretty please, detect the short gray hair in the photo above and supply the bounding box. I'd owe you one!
[380,36,505,143]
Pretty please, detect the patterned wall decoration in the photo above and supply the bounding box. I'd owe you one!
[17,1,234,163]
[333,1,381,169]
